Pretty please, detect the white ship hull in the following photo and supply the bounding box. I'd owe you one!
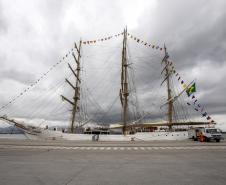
[25,130,188,141]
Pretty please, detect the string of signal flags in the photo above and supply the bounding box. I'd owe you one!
[82,32,123,45]
[167,61,215,124]
[81,32,164,52]
[127,33,164,52]
[0,60,66,112]
[0,47,79,112]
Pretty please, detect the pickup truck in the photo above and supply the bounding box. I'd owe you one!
[188,127,224,142]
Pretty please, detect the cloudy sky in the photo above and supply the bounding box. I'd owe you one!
[0,0,226,130]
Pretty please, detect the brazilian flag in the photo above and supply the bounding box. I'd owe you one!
[186,83,196,97]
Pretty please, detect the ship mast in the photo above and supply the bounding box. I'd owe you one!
[161,45,173,130]
[61,41,82,133]
[120,28,129,135]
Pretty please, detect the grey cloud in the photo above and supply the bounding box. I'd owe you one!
[0,3,7,33]
[0,69,36,84]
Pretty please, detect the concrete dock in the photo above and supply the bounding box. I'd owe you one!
[0,139,226,185]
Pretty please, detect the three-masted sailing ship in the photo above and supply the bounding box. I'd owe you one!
[0,28,213,141]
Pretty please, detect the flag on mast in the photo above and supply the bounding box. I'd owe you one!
[186,83,196,97]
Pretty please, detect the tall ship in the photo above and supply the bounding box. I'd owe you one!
[0,28,215,141]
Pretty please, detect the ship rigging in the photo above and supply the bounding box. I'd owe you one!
[0,28,214,137]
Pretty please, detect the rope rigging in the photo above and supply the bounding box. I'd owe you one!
[0,30,212,130]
